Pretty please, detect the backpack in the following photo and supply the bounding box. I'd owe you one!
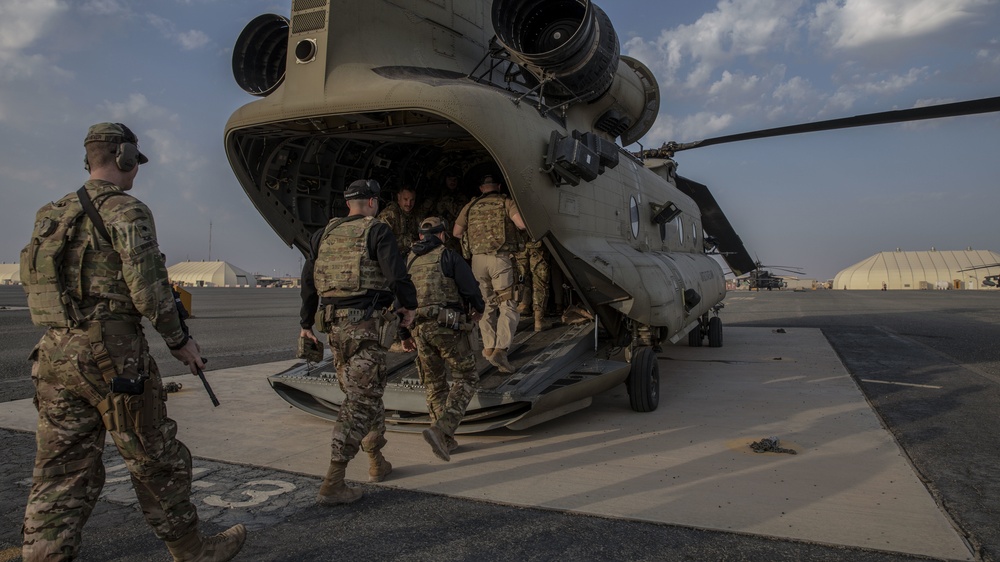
[20,187,116,328]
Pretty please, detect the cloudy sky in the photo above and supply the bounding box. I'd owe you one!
[1,0,997,281]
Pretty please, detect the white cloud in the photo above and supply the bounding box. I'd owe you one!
[810,0,990,49]
[977,38,1000,65]
[177,29,210,50]
[146,13,210,51]
[0,0,64,53]
[99,93,179,123]
[79,0,131,17]
[0,0,66,80]
[626,0,804,89]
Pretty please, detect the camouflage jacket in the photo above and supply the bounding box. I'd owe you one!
[379,201,419,256]
[424,190,469,225]
[24,179,185,348]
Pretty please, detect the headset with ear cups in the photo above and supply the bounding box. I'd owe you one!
[113,123,142,172]
[83,123,145,173]
[115,141,141,172]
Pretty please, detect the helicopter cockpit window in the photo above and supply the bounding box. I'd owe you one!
[629,196,639,239]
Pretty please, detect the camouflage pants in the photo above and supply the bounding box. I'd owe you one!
[471,253,519,350]
[327,316,388,463]
[23,327,197,561]
[413,321,478,437]
[516,244,551,312]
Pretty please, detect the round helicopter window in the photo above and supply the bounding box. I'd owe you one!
[629,196,639,239]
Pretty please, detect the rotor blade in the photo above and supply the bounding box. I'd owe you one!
[958,262,1000,272]
[674,175,755,276]
[670,96,1000,152]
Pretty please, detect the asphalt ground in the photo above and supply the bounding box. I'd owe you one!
[1,286,998,561]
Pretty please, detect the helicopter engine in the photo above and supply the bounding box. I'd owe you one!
[232,13,289,97]
[492,0,660,150]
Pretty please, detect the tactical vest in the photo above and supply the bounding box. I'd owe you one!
[466,193,521,254]
[408,246,461,312]
[314,216,389,297]
[20,189,136,328]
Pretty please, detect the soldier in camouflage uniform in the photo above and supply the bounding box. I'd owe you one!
[378,185,420,257]
[515,238,553,331]
[20,123,245,562]
[400,217,485,462]
[300,179,417,504]
[419,170,468,255]
[453,174,527,373]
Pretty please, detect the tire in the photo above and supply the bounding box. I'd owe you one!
[627,347,659,412]
[688,326,702,347]
[708,316,723,348]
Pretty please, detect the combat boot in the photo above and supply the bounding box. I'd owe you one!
[446,434,459,453]
[368,451,392,482]
[489,349,515,374]
[534,311,552,332]
[422,426,451,462]
[317,461,362,505]
[166,524,247,562]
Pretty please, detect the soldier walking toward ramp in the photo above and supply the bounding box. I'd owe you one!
[453,174,527,373]
[20,123,246,561]
[401,217,485,461]
[299,179,417,504]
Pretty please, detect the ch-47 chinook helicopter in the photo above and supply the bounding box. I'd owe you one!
[224,0,1000,432]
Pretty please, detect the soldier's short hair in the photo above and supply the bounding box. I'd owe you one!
[480,174,498,186]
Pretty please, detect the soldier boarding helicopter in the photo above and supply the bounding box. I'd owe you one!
[224,0,1000,432]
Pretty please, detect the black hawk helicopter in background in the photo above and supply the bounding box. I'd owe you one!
[225,0,1000,431]
[737,262,807,291]
[958,263,1000,287]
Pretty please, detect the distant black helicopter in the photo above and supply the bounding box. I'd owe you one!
[958,263,1000,287]
[736,261,806,291]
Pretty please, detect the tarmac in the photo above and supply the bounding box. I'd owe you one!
[0,326,973,560]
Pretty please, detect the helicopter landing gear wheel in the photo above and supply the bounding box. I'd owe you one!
[627,347,659,412]
[708,316,723,348]
[688,326,703,347]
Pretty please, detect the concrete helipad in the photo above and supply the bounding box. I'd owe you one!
[0,327,972,560]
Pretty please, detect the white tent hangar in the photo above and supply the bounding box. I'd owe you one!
[0,264,20,285]
[167,261,257,287]
[834,249,1000,290]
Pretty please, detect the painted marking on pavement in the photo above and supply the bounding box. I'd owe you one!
[860,379,943,389]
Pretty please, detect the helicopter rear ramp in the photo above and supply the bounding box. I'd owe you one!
[269,322,631,432]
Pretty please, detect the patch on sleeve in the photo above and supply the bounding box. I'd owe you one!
[122,208,148,223]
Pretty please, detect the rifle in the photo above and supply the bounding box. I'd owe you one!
[195,364,220,407]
